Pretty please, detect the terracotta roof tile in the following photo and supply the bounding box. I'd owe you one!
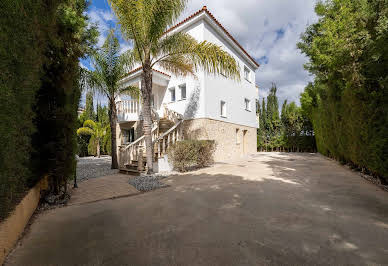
[153,69,171,77]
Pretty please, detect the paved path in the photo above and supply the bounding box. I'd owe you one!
[6,153,388,265]
[69,174,139,205]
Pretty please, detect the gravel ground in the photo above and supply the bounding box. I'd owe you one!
[128,174,168,192]
[76,156,117,182]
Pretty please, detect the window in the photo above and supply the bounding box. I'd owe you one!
[123,128,135,144]
[130,128,135,142]
[123,130,130,144]
[169,87,175,102]
[236,128,240,144]
[244,98,251,111]
[244,66,250,82]
[179,83,186,100]
[220,100,226,117]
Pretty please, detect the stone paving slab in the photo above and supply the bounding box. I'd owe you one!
[69,174,139,205]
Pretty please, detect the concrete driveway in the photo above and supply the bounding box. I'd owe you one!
[6,153,388,265]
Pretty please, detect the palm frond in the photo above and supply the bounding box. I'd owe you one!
[79,67,90,93]
[108,0,148,60]
[119,85,140,99]
[85,29,135,101]
[109,0,187,54]
[158,55,195,77]
[120,49,137,73]
[189,41,241,81]
[153,32,240,80]
[152,32,191,58]
[147,0,187,44]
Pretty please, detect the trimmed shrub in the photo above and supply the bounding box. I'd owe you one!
[77,135,90,157]
[168,140,216,172]
[103,127,112,155]
[88,135,97,156]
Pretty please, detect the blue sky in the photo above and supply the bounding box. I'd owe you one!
[81,0,318,106]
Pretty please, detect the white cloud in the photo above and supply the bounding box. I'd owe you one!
[181,0,318,105]
[89,9,110,47]
[88,7,131,53]
[100,9,115,21]
[88,7,119,48]
[119,42,133,55]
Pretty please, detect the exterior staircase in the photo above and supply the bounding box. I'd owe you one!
[120,158,147,175]
[119,105,184,175]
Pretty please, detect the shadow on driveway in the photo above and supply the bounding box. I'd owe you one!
[6,153,388,265]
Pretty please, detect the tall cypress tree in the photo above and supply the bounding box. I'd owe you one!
[33,0,98,194]
[84,91,95,121]
[260,98,267,150]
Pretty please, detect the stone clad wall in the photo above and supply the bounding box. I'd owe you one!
[183,118,257,162]
[117,118,257,165]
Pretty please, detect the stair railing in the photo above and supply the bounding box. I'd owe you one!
[154,119,184,159]
[119,106,184,169]
[119,122,158,168]
[163,104,183,124]
[153,106,184,159]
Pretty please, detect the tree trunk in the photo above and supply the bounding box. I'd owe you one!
[97,141,101,158]
[141,65,154,174]
[109,99,119,169]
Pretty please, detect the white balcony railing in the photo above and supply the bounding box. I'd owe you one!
[117,100,140,122]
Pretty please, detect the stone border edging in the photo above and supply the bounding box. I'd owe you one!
[0,177,48,265]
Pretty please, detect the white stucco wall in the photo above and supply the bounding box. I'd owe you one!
[202,22,258,128]
[156,21,207,120]
[120,15,259,129]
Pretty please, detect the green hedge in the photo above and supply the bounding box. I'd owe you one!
[168,140,216,172]
[0,0,60,220]
[77,135,91,157]
[0,0,97,219]
[298,0,388,182]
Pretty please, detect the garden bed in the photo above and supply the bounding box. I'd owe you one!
[128,174,169,192]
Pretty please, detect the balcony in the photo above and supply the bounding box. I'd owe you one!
[117,100,141,122]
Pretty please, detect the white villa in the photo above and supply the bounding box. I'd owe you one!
[117,6,260,173]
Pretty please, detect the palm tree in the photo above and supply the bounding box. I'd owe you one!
[109,0,241,173]
[86,29,139,169]
[77,120,108,158]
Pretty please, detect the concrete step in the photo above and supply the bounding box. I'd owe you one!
[159,119,175,132]
[130,159,148,166]
[119,168,142,176]
[125,164,138,170]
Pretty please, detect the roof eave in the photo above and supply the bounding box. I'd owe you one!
[121,68,171,84]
